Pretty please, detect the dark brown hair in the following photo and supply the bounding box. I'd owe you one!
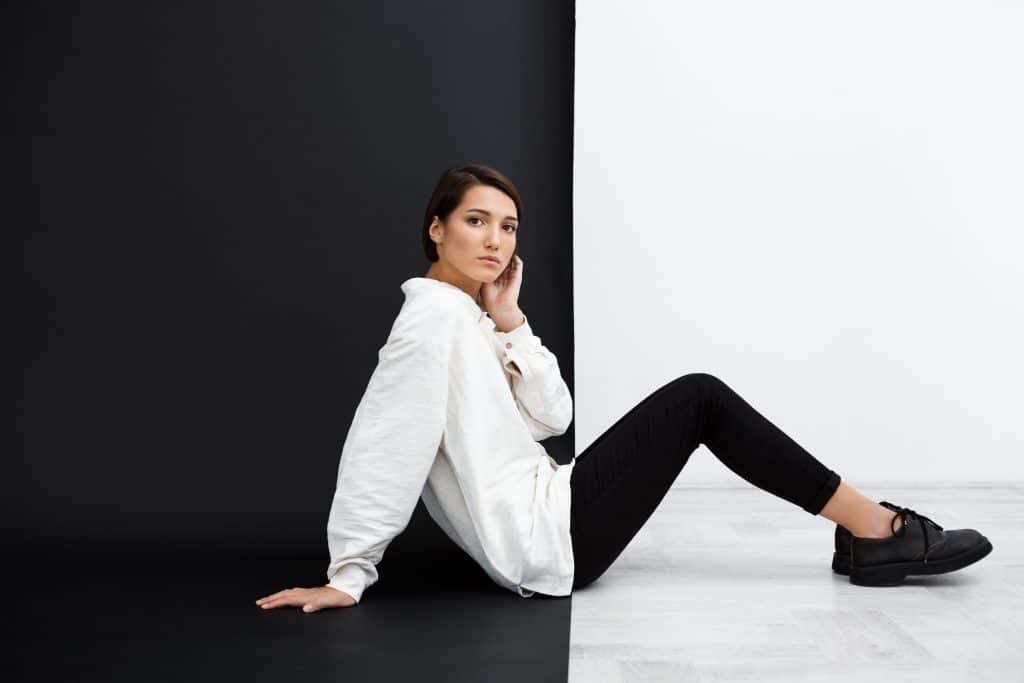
[421,164,523,262]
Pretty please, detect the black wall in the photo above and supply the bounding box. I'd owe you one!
[9,0,576,557]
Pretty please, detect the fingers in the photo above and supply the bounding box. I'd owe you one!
[255,587,307,610]
[255,587,294,604]
[257,596,299,610]
[255,587,345,613]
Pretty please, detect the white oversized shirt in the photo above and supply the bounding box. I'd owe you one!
[325,276,576,603]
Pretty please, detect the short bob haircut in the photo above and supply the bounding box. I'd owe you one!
[421,164,523,263]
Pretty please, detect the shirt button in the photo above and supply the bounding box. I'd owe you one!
[505,342,513,349]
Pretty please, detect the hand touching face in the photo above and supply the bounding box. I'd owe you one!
[480,254,523,315]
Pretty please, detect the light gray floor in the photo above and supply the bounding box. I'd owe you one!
[569,482,1023,683]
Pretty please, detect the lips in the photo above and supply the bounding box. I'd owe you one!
[478,257,500,265]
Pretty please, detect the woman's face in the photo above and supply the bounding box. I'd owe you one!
[431,184,518,283]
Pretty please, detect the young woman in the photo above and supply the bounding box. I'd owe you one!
[256,164,992,613]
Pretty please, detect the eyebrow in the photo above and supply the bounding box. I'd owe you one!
[465,208,518,222]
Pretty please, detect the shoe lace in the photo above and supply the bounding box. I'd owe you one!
[891,506,944,562]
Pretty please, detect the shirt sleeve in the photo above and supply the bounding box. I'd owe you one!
[324,311,451,604]
[492,315,573,441]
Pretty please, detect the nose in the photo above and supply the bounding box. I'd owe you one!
[484,226,502,248]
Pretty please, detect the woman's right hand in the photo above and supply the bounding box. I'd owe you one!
[255,585,357,612]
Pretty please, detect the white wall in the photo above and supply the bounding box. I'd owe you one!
[573,0,1024,485]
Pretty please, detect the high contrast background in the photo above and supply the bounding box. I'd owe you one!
[12,0,1021,680]
[9,1,576,680]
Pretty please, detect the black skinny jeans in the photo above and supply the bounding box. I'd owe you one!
[569,372,842,590]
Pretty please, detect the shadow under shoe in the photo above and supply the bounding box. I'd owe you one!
[848,504,993,586]
[831,500,903,575]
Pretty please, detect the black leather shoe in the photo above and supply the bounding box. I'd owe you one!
[831,501,903,575]
[848,503,993,586]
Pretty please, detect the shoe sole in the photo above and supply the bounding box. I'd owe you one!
[832,552,851,575]
[847,537,993,586]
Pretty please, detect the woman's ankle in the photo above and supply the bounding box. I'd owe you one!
[856,508,903,539]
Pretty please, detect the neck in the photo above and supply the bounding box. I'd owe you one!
[424,261,483,308]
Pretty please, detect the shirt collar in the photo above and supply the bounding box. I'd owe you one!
[400,277,488,322]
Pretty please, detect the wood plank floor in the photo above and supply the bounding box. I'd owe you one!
[569,483,1023,683]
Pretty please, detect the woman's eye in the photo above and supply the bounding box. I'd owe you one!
[468,216,515,232]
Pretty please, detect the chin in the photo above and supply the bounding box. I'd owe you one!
[474,262,501,278]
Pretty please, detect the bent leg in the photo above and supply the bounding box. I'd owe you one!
[569,372,841,590]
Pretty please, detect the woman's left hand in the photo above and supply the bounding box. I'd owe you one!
[480,255,524,326]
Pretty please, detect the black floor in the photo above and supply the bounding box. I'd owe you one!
[9,509,572,682]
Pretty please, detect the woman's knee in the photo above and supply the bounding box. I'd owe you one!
[670,371,725,393]
[657,373,733,412]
